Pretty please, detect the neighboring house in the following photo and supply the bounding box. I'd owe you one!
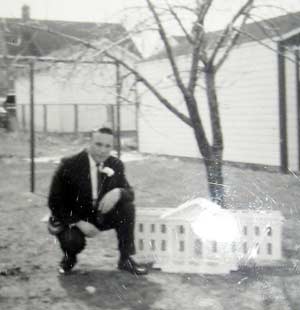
[137,11,300,172]
[0,5,141,133]
[15,38,139,133]
[0,5,141,58]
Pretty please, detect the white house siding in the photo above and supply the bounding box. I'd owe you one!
[77,104,108,132]
[15,61,137,132]
[138,40,281,167]
[138,54,200,157]
[285,50,299,172]
[138,95,199,157]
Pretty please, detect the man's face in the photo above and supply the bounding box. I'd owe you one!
[89,132,113,163]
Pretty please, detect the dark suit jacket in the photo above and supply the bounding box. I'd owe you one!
[48,150,134,225]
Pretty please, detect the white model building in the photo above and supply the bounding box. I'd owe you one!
[134,198,284,274]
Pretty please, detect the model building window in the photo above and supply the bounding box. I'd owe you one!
[266,226,272,236]
[178,225,185,234]
[232,242,236,253]
[150,240,156,251]
[256,243,260,254]
[194,239,202,257]
[267,243,272,255]
[179,241,185,252]
[138,239,144,250]
[243,242,248,254]
[161,240,166,251]
[212,241,217,253]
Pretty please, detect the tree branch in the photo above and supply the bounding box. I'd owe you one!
[209,0,254,65]
[214,10,250,71]
[197,0,214,22]
[165,1,193,44]
[145,0,188,97]
[104,52,192,126]
[187,0,213,94]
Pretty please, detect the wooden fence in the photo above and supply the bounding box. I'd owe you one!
[17,103,137,134]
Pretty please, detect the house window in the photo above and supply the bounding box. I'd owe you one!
[138,239,144,251]
[179,241,185,252]
[161,240,166,251]
[267,243,272,255]
[255,226,260,236]
[266,226,272,236]
[151,224,155,233]
[150,240,155,251]
[212,241,217,253]
[139,223,143,233]
[243,242,248,254]
[178,225,185,234]
[243,226,248,236]
[161,224,166,233]
[194,239,202,257]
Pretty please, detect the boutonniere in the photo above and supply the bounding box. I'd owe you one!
[100,166,115,177]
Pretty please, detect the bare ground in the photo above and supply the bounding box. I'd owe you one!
[1,130,300,310]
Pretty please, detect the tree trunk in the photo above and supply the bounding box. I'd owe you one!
[202,68,225,207]
[204,149,225,208]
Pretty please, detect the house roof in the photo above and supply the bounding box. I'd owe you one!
[147,10,300,61]
[161,198,222,222]
[0,15,142,58]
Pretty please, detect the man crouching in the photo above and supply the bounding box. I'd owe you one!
[47,127,148,275]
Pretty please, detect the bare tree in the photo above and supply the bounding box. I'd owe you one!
[125,0,255,207]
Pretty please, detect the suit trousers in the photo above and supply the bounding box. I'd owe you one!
[57,200,136,260]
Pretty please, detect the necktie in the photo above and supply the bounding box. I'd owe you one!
[95,163,104,225]
[96,163,103,196]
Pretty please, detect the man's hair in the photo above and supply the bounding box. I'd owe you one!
[93,127,114,136]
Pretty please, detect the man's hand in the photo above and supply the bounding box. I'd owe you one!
[99,188,121,214]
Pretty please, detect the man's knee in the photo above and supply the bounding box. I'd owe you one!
[75,221,98,238]
[117,201,135,218]
[57,226,86,255]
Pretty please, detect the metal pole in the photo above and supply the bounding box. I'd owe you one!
[29,62,35,193]
[296,49,300,171]
[74,104,78,134]
[134,77,140,151]
[43,105,47,133]
[277,43,288,173]
[116,61,121,158]
[21,105,26,129]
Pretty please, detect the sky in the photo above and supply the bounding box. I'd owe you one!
[0,0,142,23]
[1,0,300,56]
[0,0,299,25]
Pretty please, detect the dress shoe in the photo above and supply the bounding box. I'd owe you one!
[58,254,77,274]
[118,256,148,275]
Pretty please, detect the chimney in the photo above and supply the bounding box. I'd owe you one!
[22,5,30,22]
